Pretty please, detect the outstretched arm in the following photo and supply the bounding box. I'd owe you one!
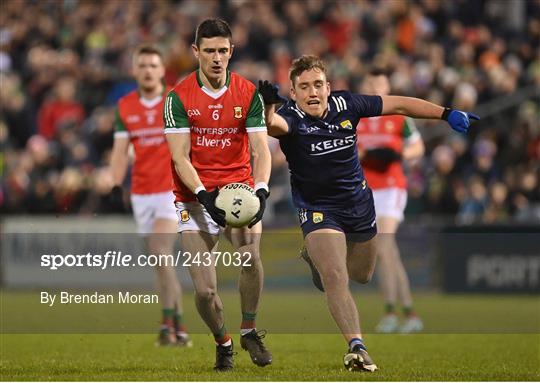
[258,80,289,137]
[381,96,444,119]
[381,95,480,133]
[264,103,289,137]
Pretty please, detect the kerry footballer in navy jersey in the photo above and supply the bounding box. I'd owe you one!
[277,91,382,211]
[258,55,479,373]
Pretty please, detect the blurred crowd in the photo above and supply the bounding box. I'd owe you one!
[1,0,539,224]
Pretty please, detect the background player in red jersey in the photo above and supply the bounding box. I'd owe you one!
[357,71,425,333]
[109,45,191,347]
[164,19,272,371]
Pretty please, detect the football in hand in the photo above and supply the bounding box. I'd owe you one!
[215,183,260,227]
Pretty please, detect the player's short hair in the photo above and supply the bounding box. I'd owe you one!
[194,18,232,47]
[368,68,390,77]
[133,44,163,61]
[289,55,327,85]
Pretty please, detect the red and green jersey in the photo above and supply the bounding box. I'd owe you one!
[115,88,173,194]
[163,70,266,202]
[356,115,420,190]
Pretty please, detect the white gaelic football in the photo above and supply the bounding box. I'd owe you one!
[215,183,260,228]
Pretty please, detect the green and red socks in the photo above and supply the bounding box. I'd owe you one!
[240,311,257,336]
[214,325,232,346]
[161,308,175,332]
[385,303,416,318]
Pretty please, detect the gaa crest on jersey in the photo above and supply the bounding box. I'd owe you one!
[180,209,190,223]
[385,121,395,132]
[313,212,324,223]
[233,106,243,119]
[340,120,353,130]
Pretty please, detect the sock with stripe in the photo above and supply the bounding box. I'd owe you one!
[173,312,188,335]
[213,325,232,346]
[403,306,415,317]
[348,337,367,352]
[162,308,175,328]
[385,303,396,315]
[240,312,257,336]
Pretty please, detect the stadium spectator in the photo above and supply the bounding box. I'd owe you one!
[425,144,462,214]
[458,175,488,224]
[37,76,85,140]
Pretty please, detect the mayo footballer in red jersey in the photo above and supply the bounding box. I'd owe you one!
[357,71,425,334]
[109,45,191,347]
[164,19,272,371]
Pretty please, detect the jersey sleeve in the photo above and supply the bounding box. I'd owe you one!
[114,107,129,138]
[245,90,267,133]
[163,90,190,134]
[350,94,383,118]
[403,117,421,143]
[275,101,302,135]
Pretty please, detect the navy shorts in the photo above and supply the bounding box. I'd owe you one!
[297,192,377,243]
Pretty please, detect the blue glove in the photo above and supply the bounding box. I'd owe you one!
[442,108,480,133]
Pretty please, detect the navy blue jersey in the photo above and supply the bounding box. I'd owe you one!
[277,91,382,210]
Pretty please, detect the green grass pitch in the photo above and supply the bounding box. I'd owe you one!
[1,291,539,381]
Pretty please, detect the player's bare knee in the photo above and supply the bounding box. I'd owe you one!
[321,268,349,289]
[241,251,261,269]
[359,272,373,284]
[351,269,373,284]
[195,287,217,302]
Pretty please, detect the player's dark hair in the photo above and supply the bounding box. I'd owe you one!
[194,18,232,47]
[133,44,163,61]
[289,55,327,85]
[368,68,389,77]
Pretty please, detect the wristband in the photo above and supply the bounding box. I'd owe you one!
[254,182,269,193]
[441,107,452,121]
[194,185,206,195]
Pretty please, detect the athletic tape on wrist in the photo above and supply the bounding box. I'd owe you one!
[254,182,269,192]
